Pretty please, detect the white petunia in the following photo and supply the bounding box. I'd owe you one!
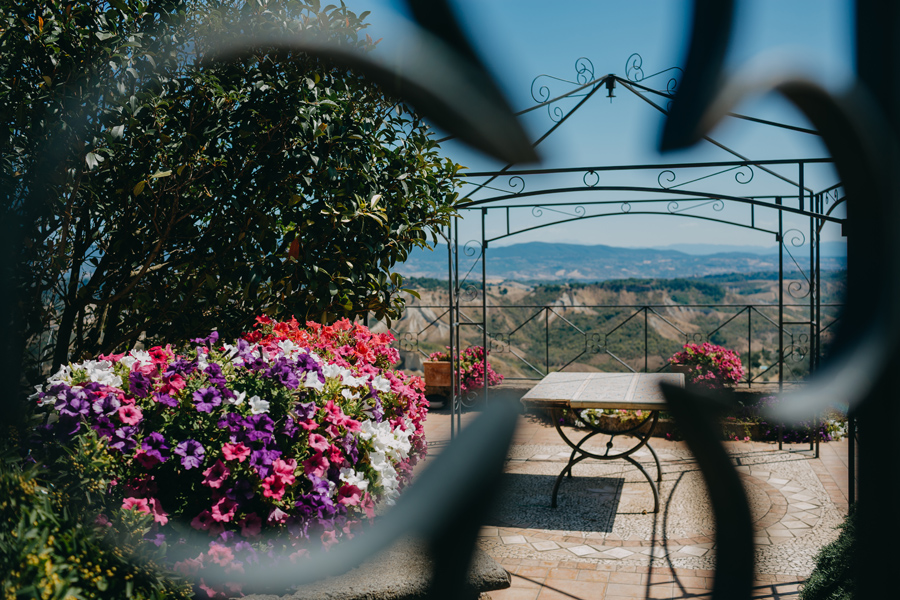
[226,390,246,405]
[371,375,391,394]
[248,395,270,414]
[303,371,324,393]
[80,360,122,387]
[341,372,367,388]
[339,468,369,492]
[322,363,344,380]
[342,388,360,401]
[277,339,302,358]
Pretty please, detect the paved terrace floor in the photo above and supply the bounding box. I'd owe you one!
[418,402,851,600]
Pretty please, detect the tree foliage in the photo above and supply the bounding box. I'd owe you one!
[1,0,461,384]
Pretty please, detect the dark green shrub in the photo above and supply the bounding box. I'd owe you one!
[0,436,192,600]
[799,506,856,600]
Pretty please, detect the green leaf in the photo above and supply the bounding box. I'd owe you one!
[150,170,172,178]
[133,180,146,196]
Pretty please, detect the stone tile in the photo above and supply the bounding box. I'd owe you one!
[479,527,500,537]
[530,541,560,552]
[601,547,636,559]
[676,545,709,557]
[639,547,670,558]
[502,535,529,545]
[793,501,820,510]
[567,545,596,557]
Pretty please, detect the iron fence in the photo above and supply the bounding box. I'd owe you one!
[375,302,842,386]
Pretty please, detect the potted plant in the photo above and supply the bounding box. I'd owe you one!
[668,342,745,389]
[427,345,503,393]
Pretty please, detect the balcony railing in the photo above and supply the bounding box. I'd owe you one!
[372,302,843,386]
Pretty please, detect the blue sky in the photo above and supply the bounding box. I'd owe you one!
[363,1,853,249]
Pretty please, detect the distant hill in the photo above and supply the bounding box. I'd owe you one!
[397,242,846,281]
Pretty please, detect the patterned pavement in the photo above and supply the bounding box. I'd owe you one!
[419,406,851,600]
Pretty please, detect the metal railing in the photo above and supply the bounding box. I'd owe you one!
[374,302,843,386]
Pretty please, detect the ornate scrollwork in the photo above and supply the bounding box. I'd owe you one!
[575,56,595,85]
[620,202,632,213]
[687,332,705,344]
[583,170,600,187]
[508,175,525,194]
[398,332,418,353]
[658,165,753,190]
[624,53,683,94]
[489,333,511,354]
[530,57,598,122]
[666,199,725,214]
[779,229,812,299]
[531,205,586,218]
[463,239,483,259]
[587,332,604,353]
[457,283,480,303]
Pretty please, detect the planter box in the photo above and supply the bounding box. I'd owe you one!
[423,360,452,396]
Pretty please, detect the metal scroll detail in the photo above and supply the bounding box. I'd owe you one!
[657,164,754,189]
[530,57,598,121]
[781,229,812,300]
[625,52,683,94]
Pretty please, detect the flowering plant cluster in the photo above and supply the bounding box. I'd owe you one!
[29,317,427,597]
[743,396,847,443]
[668,342,745,388]
[427,345,503,392]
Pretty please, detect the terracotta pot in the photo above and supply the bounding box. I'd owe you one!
[670,364,691,376]
[423,360,452,388]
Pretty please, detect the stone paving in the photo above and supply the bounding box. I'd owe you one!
[419,407,852,600]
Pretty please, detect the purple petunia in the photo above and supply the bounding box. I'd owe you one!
[174,439,205,469]
[164,357,197,377]
[55,388,91,418]
[109,426,138,453]
[340,433,359,464]
[192,387,222,413]
[265,357,300,389]
[92,393,121,416]
[129,371,152,398]
[141,432,170,463]
[190,331,219,347]
[204,363,227,387]
[295,401,317,421]
[281,417,298,439]
[249,446,282,478]
[91,416,117,439]
[153,392,178,407]
[244,414,275,443]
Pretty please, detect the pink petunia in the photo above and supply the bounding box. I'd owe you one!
[324,400,361,432]
[238,512,262,538]
[302,452,329,478]
[134,450,160,469]
[272,458,297,484]
[337,483,362,507]
[147,497,169,525]
[328,444,344,467]
[268,507,289,524]
[206,543,235,567]
[118,404,143,425]
[191,510,215,531]
[221,442,250,463]
[173,557,204,576]
[210,496,238,523]
[201,460,230,489]
[308,433,330,453]
[261,474,287,500]
[122,497,150,514]
[320,529,339,551]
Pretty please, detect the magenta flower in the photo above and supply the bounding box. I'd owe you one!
[222,442,250,462]
[118,404,143,425]
[201,460,230,489]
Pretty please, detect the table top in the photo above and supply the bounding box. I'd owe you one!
[520,372,684,410]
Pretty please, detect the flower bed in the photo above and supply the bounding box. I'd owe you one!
[669,342,744,388]
[29,317,427,597]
